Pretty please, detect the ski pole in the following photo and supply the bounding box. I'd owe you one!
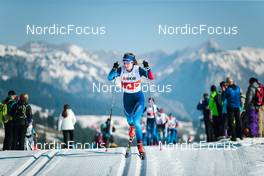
[144,60,156,106]
[106,77,116,151]
[109,77,116,129]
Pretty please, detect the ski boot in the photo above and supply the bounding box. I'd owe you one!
[137,141,145,160]
[129,125,135,138]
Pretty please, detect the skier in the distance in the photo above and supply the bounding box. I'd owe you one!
[145,97,159,145]
[108,52,154,159]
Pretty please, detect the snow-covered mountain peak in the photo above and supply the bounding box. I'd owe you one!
[65,44,84,55]
[157,41,264,87]
[20,42,89,59]
[0,42,111,93]
[19,41,55,54]
[0,44,29,58]
[195,40,222,54]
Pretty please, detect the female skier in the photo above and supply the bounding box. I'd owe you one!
[108,52,154,159]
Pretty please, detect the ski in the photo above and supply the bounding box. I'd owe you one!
[125,137,133,158]
[139,152,145,160]
[125,144,131,158]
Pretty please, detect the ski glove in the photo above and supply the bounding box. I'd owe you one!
[113,61,119,70]
[143,60,149,69]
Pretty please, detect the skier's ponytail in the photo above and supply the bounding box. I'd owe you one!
[133,59,139,65]
[62,104,70,118]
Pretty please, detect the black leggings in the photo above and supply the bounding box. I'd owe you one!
[12,124,28,150]
[3,121,14,150]
[213,116,224,139]
[227,107,242,139]
[63,130,74,148]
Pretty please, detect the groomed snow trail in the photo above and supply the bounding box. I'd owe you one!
[0,138,264,176]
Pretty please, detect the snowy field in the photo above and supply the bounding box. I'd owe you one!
[77,115,129,140]
[0,138,264,176]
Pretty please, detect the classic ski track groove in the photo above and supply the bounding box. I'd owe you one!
[2,139,264,176]
[18,150,59,176]
[7,150,47,176]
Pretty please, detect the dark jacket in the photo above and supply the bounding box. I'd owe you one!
[197,98,210,117]
[10,101,32,126]
[244,82,259,110]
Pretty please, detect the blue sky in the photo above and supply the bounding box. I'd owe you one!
[0,0,264,53]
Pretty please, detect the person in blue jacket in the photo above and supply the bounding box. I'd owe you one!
[222,77,243,141]
[108,52,154,157]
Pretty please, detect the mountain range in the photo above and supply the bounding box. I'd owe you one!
[0,41,263,119]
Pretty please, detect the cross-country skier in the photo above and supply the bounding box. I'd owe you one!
[156,108,168,143]
[167,113,178,144]
[108,52,154,159]
[145,97,159,145]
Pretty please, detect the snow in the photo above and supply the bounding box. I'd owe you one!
[30,104,50,118]
[0,75,9,81]
[0,138,264,175]
[77,115,129,139]
[0,44,29,58]
[0,45,6,56]
[202,48,264,76]
[157,42,264,79]
[67,45,84,56]
[0,42,110,93]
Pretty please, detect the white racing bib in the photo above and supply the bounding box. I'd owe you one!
[156,113,167,125]
[146,104,158,119]
[168,117,177,129]
[120,65,142,93]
